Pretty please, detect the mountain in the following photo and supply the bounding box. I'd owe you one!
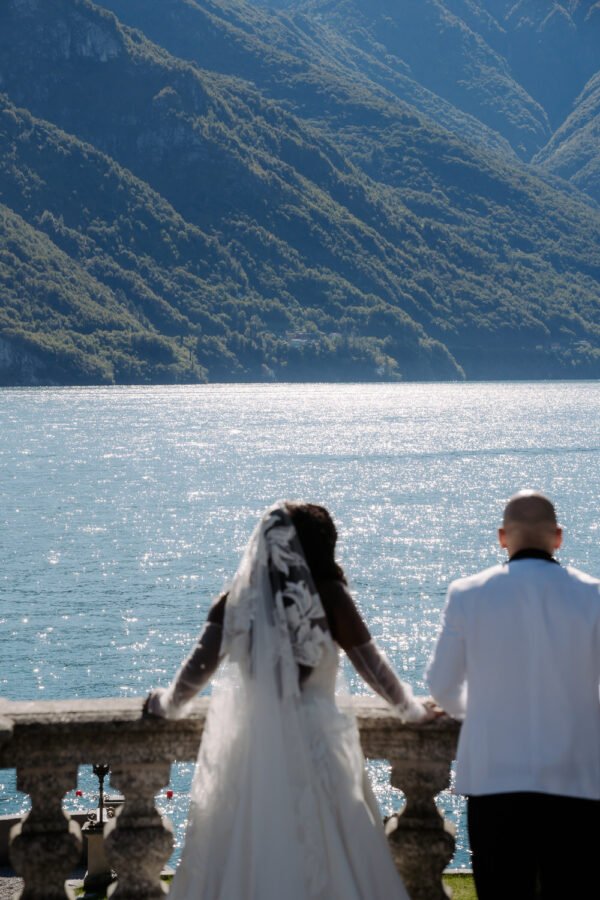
[255,0,600,185]
[2,90,466,384]
[499,0,600,129]
[282,0,551,159]
[0,201,183,385]
[100,0,516,160]
[0,93,245,384]
[533,71,600,205]
[264,0,600,154]
[444,0,600,129]
[1,0,600,384]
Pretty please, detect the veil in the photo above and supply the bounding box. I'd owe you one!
[222,502,332,692]
[170,502,337,900]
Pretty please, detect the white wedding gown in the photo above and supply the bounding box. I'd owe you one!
[149,504,414,900]
[168,639,409,900]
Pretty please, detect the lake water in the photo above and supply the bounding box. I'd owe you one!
[1,382,599,869]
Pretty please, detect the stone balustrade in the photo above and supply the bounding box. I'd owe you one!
[0,698,460,900]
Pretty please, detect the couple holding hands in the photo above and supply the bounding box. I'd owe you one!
[146,492,600,900]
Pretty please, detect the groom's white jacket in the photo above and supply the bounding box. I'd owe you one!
[427,558,600,799]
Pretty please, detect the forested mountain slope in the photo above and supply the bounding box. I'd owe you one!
[534,71,600,205]
[101,0,516,159]
[284,0,551,158]
[1,0,600,383]
[0,202,188,385]
[258,0,600,181]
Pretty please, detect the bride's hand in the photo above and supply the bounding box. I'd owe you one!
[420,699,445,722]
[142,691,164,718]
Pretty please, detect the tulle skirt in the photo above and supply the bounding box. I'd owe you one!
[168,680,409,900]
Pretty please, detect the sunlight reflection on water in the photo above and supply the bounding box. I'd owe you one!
[1,382,599,866]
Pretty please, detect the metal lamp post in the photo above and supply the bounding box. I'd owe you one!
[82,763,117,898]
[92,764,110,826]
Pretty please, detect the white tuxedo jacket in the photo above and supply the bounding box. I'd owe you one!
[427,557,600,799]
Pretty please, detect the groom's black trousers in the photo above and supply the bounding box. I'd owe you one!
[467,792,600,900]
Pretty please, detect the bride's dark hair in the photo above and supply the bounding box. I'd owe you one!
[285,502,346,584]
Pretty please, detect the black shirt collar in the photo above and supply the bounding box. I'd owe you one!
[508,548,560,565]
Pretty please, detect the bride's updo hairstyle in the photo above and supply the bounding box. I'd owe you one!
[285,502,346,584]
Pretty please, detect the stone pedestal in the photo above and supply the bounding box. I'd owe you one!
[82,821,116,898]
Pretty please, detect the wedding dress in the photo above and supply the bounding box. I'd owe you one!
[147,503,419,900]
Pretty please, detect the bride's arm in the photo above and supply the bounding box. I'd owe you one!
[345,640,429,723]
[318,580,434,723]
[144,593,227,719]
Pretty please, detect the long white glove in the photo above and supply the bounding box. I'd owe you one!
[347,639,428,723]
[145,622,223,719]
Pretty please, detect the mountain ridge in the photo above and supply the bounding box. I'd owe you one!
[534,71,600,205]
[1,0,600,383]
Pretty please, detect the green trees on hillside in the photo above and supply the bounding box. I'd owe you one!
[0,0,600,383]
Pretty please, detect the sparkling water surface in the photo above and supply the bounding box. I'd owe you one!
[2,382,600,869]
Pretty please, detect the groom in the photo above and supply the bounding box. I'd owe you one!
[427,491,600,900]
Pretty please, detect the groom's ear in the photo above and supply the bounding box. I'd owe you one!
[498,527,508,549]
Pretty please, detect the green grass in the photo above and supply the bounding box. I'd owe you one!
[443,873,477,899]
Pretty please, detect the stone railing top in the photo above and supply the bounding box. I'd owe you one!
[0,695,461,722]
[0,696,459,767]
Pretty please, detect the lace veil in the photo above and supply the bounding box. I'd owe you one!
[221,502,332,691]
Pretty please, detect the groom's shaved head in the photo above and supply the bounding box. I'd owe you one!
[503,491,558,531]
[500,491,561,555]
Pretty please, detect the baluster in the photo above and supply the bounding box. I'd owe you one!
[385,723,458,900]
[9,764,82,900]
[104,762,174,899]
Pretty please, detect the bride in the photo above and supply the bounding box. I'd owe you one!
[145,501,436,899]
